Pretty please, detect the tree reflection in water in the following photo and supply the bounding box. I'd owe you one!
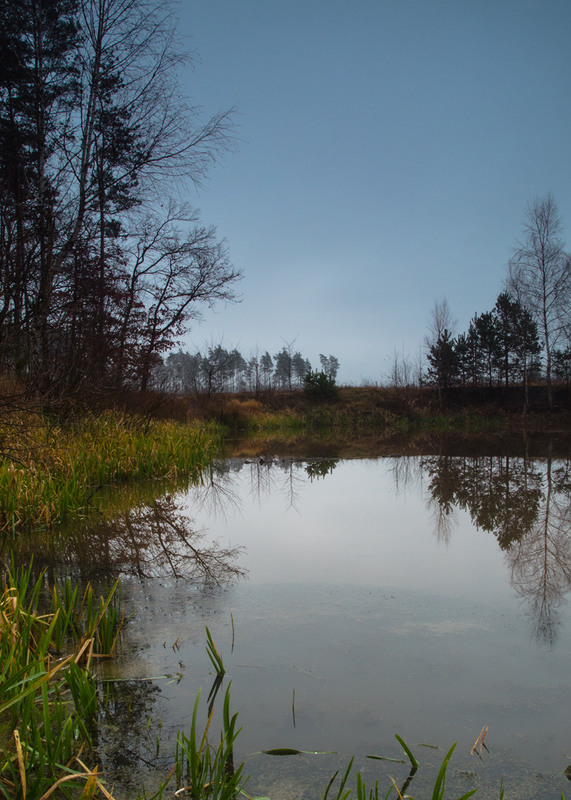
[5,496,246,584]
[209,456,337,510]
[305,459,339,481]
[419,452,571,647]
[0,493,247,796]
[5,451,570,650]
[93,678,168,794]
[198,452,571,647]
[505,457,571,646]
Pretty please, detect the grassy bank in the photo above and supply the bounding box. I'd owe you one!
[0,561,126,798]
[172,387,510,437]
[152,382,571,436]
[0,409,223,531]
[2,382,569,533]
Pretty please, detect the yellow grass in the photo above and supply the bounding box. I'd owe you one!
[0,410,222,530]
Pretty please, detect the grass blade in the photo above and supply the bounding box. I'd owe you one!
[394,735,419,769]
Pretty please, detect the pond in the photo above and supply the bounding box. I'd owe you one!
[6,436,571,799]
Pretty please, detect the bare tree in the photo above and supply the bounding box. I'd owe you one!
[507,195,570,410]
[386,347,413,387]
[424,297,456,352]
[507,455,571,647]
[57,496,246,581]
[413,344,424,386]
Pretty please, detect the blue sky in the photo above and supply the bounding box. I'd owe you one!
[174,0,571,385]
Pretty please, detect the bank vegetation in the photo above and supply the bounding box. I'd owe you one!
[3,375,571,533]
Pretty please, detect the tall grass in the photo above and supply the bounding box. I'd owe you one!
[0,560,126,798]
[211,395,504,439]
[0,410,222,530]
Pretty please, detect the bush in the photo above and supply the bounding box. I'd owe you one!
[304,370,338,400]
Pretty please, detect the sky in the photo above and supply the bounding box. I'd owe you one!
[173,0,571,385]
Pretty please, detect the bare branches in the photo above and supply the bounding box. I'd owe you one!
[0,0,239,392]
[57,495,247,582]
[113,202,242,389]
[506,194,570,408]
[424,297,456,351]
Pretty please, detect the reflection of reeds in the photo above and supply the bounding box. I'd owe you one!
[329,742,479,800]
[471,724,489,758]
[1,565,550,800]
[50,574,125,656]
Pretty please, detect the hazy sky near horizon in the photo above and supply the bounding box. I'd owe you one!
[175,0,571,385]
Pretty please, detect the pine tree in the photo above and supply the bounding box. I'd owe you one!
[426,329,459,403]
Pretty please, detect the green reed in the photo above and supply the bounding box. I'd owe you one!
[205,626,226,677]
[173,685,245,800]
[0,560,126,799]
[48,574,126,658]
[2,565,565,800]
[323,743,478,800]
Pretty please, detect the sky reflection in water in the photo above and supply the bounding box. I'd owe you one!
[193,457,512,599]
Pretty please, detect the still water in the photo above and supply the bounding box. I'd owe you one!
[13,448,571,798]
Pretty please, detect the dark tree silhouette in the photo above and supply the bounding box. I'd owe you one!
[0,0,239,394]
[426,328,459,402]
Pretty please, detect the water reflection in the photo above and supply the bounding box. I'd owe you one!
[199,457,338,512]
[419,453,571,646]
[420,454,543,547]
[7,452,569,648]
[3,496,246,584]
[193,453,571,648]
[506,458,571,646]
[5,448,571,797]
[306,459,339,481]
[94,678,169,793]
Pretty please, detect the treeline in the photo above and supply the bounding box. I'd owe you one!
[0,0,239,395]
[424,195,571,409]
[426,291,542,394]
[2,5,570,418]
[157,347,340,396]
